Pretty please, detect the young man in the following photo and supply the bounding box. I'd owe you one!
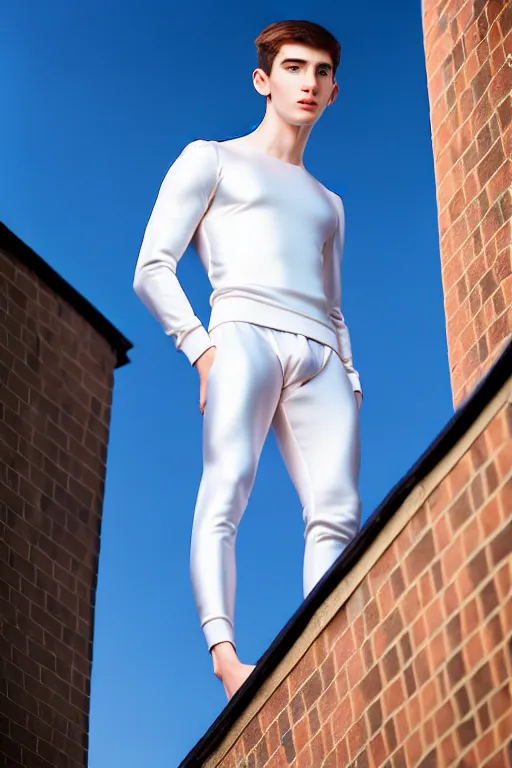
[133,19,363,701]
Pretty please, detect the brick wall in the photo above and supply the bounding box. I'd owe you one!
[422,0,511,408]
[0,247,119,768]
[214,397,511,768]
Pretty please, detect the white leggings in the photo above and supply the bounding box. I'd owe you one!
[190,321,362,652]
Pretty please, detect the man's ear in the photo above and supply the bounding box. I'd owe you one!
[327,81,339,107]
[252,68,270,98]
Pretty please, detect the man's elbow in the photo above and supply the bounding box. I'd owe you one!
[133,261,147,299]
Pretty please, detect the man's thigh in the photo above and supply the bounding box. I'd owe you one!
[271,350,361,508]
[202,322,284,465]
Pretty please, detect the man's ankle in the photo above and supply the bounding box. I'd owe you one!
[211,640,236,656]
[211,641,238,674]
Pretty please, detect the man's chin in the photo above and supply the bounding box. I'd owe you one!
[290,116,319,128]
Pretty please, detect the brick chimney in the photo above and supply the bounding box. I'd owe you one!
[1,223,132,768]
[422,0,511,408]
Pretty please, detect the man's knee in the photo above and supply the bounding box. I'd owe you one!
[199,455,257,516]
[304,491,362,541]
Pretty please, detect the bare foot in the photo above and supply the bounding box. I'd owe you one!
[211,641,256,700]
[218,660,256,700]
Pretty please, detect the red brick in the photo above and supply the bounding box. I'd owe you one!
[351,683,366,722]
[292,716,309,755]
[480,494,502,538]
[352,614,365,651]
[288,651,316,696]
[404,530,436,581]
[333,739,349,766]
[319,652,335,691]
[346,582,370,623]
[434,699,456,739]
[322,717,334,755]
[368,730,386,768]
[312,634,327,667]
[463,631,486,670]
[399,584,421,626]
[422,717,435,749]
[413,646,433,692]
[323,607,349,651]
[301,670,321,712]
[462,517,484,559]
[307,706,320,739]
[424,0,511,403]
[277,710,290,741]
[493,559,511,602]
[376,579,394,620]
[495,438,512,478]
[259,681,289,732]
[243,717,263,755]
[346,652,365,689]
[331,696,352,743]
[433,515,451,555]
[449,455,474,497]
[364,599,380,636]
[346,717,368,761]
[417,571,434,610]
[489,683,510,722]
[318,680,338,723]
[334,666,349,703]
[424,598,444,636]
[489,646,509,689]
[382,677,406,719]
[476,730,497,763]
[403,728,422,766]
[1,246,118,768]
[310,731,324,766]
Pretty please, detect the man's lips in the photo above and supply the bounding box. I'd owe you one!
[298,101,318,110]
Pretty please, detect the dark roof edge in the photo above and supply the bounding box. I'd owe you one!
[180,338,512,767]
[0,222,133,368]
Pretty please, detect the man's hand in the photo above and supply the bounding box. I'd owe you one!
[194,346,217,415]
[355,391,362,410]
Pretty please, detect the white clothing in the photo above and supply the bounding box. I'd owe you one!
[133,139,362,394]
[191,321,362,651]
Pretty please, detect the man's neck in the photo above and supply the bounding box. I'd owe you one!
[238,119,313,167]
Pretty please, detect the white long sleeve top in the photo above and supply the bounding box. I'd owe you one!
[133,138,362,394]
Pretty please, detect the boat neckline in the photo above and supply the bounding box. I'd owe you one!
[215,139,308,171]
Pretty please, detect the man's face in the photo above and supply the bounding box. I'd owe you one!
[256,42,339,126]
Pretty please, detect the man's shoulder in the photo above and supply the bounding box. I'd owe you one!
[307,172,342,204]
[174,138,219,172]
[181,138,217,154]
[316,182,343,212]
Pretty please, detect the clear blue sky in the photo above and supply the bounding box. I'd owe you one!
[1,1,454,765]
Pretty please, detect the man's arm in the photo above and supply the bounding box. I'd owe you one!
[133,139,219,366]
[323,193,363,398]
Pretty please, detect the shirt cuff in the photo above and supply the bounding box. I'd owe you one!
[346,370,363,398]
[179,326,215,366]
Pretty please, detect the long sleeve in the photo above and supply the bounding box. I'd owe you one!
[133,139,220,365]
[323,194,362,396]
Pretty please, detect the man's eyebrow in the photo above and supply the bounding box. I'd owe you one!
[280,58,333,70]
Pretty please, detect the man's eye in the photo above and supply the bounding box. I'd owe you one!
[287,65,329,76]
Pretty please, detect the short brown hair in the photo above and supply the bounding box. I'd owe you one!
[254,20,341,79]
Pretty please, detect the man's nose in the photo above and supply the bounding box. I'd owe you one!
[302,74,319,92]
[301,85,318,97]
